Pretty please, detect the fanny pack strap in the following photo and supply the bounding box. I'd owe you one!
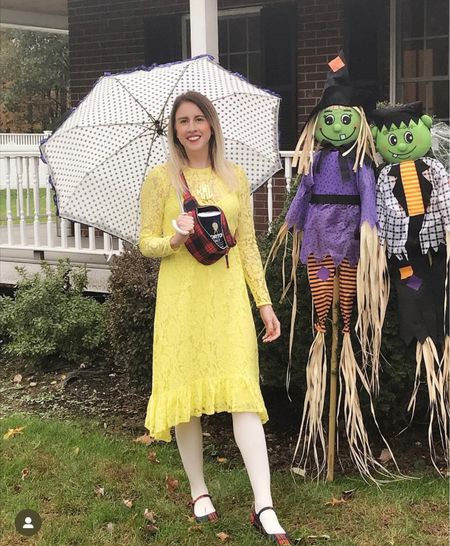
[179,171,199,212]
[180,172,194,199]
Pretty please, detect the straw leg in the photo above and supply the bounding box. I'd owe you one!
[326,274,340,482]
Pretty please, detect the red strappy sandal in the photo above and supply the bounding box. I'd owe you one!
[191,494,219,524]
[250,506,294,545]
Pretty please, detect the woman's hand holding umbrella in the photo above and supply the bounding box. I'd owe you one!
[171,212,195,249]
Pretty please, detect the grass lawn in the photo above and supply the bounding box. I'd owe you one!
[0,189,56,226]
[1,414,448,546]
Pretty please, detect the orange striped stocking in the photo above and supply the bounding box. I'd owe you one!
[307,255,336,332]
[339,258,358,333]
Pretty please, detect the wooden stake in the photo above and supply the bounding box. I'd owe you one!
[326,273,340,482]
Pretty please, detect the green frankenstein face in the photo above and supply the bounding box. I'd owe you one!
[314,106,361,146]
[371,116,432,164]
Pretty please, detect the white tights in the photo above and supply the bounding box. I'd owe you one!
[175,412,285,534]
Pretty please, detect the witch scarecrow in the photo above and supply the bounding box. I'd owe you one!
[269,54,395,481]
[371,102,450,471]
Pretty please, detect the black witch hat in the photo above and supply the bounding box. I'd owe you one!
[370,101,424,130]
[308,52,376,120]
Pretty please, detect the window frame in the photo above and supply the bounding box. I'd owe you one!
[392,0,449,121]
[181,6,262,81]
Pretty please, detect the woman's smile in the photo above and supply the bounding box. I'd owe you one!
[175,101,212,156]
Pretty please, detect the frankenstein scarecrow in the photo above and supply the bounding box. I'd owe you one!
[371,102,450,471]
[270,54,394,481]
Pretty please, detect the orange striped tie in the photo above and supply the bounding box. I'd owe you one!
[399,160,425,216]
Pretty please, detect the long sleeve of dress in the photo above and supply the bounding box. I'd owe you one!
[235,166,272,308]
[139,166,180,258]
[285,171,314,231]
[356,163,378,228]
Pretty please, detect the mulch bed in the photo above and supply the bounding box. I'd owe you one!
[0,356,445,476]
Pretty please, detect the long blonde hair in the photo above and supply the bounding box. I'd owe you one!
[166,91,237,192]
[292,105,378,175]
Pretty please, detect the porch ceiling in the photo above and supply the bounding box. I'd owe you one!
[1,0,68,32]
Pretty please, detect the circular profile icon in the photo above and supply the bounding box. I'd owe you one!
[15,509,42,536]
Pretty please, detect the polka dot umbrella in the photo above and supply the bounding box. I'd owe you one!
[40,56,281,243]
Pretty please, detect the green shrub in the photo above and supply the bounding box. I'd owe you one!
[254,201,313,414]
[105,244,159,391]
[0,259,106,365]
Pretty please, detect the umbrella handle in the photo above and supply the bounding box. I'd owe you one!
[172,219,190,236]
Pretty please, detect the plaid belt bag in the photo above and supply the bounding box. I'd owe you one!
[180,172,236,266]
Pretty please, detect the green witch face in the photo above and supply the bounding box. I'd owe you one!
[314,106,361,146]
[371,116,432,164]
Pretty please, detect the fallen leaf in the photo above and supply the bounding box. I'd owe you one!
[29,382,37,387]
[21,468,30,480]
[3,426,26,440]
[188,525,204,533]
[378,448,393,464]
[165,474,179,492]
[342,489,356,501]
[216,457,228,464]
[147,451,159,463]
[94,485,105,497]
[298,534,331,543]
[142,524,159,535]
[143,509,157,523]
[13,374,22,383]
[325,496,347,506]
[216,531,230,542]
[123,498,133,508]
[73,447,80,456]
[134,434,156,446]
[291,467,306,477]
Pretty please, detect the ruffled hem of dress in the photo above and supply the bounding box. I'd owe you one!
[145,376,269,442]
[300,248,359,268]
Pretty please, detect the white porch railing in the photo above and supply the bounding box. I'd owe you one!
[0,133,295,258]
[0,133,46,146]
[0,133,123,257]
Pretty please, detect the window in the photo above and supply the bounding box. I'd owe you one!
[182,3,297,149]
[397,0,449,121]
[182,8,262,84]
[218,11,262,85]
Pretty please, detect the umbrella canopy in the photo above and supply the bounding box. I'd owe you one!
[40,56,281,243]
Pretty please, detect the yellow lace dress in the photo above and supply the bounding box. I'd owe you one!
[139,163,271,441]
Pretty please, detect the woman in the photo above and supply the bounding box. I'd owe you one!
[139,91,292,544]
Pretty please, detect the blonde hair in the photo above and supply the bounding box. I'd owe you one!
[292,105,378,175]
[166,91,237,193]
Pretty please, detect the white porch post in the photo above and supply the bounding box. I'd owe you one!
[189,0,219,61]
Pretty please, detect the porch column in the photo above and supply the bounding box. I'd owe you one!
[189,0,219,61]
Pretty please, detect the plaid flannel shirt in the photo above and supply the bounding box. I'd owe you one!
[376,157,450,259]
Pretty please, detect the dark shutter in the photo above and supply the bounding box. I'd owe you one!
[144,15,183,66]
[261,2,297,150]
[343,0,386,100]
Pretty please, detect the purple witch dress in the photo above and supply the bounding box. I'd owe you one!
[285,149,378,266]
